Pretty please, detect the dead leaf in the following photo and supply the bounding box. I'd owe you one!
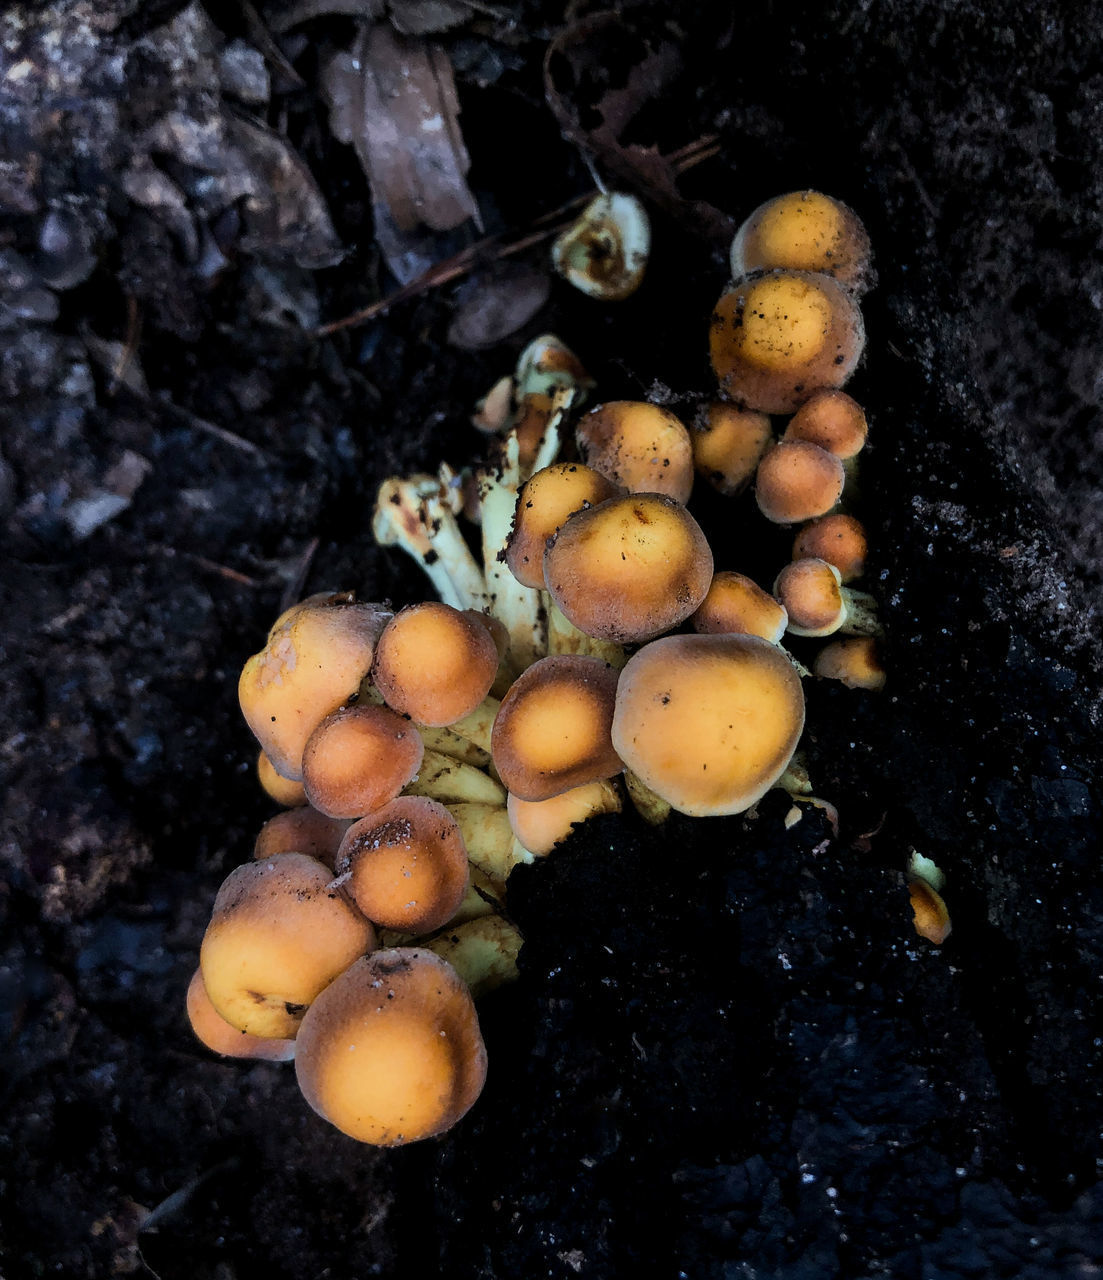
[388,0,473,36]
[446,266,551,350]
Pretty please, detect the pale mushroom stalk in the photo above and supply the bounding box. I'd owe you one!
[420,916,524,996]
[623,769,672,826]
[545,598,628,668]
[404,748,506,806]
[450,801,534,885]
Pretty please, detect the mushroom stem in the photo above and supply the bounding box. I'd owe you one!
[420,916,524,997]
[438,695,501,755]
[450,801,534,885]
[838,587,882,636]
[623,769,672,825]
[404,749,506,806]
[546,598,629,668]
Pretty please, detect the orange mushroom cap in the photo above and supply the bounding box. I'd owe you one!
[507,779,622,856]
[301,703,424,819]
[691,571,788,645]
[783,388,868,459]
[709,270,865,414]
[774,558,847,636]
[792,513,868,582]
[731,190,873,295]
[544,493,713,643]
[611,633,805,817]
[575,401,694,504]
[812,635,886,691]
[253,806,352,867]
[257,750,307,807]
[755,440,845,525]
[372,602,499,727]
[505,462,622,590]
[336,796,470,934]
[294,948,487,1146]
[491,655,622,801]
[691,402,773,496]
[186,968,296,1061]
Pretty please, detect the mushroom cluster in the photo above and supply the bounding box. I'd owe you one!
[189,191,897,1145]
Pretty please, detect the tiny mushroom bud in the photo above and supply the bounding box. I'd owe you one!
[813,635,886,691]
[254,807,352,867]
[186,968,296,1062]
[691,402,773,496]
[575,401,694,504]
[257,750,307,807]
[491,655,622,802]
[200,853,376,1040]
[774,558,882,638]
[710,270,865,414]
[908,879,952,945]
[692,571,788,645]
[301,703,424,819]
[552,192,650,301]
[792,513,868,582]
[504,462,622,590]
[731,190,873,295]
[337,796,470,935]
[507,779,622,857]
[782,388,868,459]
[239,594,391,781]
[755,440,845,525]
[372,602,500,728]
[294,948,487,1146]
[612,633,805,817]
[544,493,713,643]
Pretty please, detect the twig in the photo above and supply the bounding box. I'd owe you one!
[156,394,267,459]
[150,542,260,587]
[279,536,320,613]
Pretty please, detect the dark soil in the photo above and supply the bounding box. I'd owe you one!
[2,2,1101,1277]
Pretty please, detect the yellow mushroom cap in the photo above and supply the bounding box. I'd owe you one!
[253,806,352,867]
[774,558,846,636]
[507,779,622,856]
[783,388,868,459]
[301,703,424,820]
[908,879,951,945]
[611,633,805,817]
[709,270,865,414]
[491,655,622,802]
[575,401,694,504]
[372,602,499,727]
[200,853,376,1039]
[755,440,845,525]
[186,968,296,1062]
[544,493,714,643]
[792,513,868,582]
[691,402,773,496]
[337,796,470,934]
[505,462,622,590]
[294,948,487,1146]
[692,571,788,645]
[731,190,873,294]
[257,750,307,807]
[812,636,886,691]
[239,594,390,781]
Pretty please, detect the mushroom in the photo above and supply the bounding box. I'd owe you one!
[575,401,694,504]
[812,636,886,691]
[186,968,296,1062]
[253,807,352,867]
[755,439,845,525]
[491,655,622,802]
[782,388,868,459]
[294,948,487,1146]
[691,401,773,496]
[301,703,424,819]
[709,270,865,414]
[504,461,622,591]
[238,594,391,781]
[257,750,307,807]
[773,558,881,638]
[336,796,470,935]
[691,571,788,645]
[611,633,805,817]
[908,879,952,945]
[730,190,873,295]
[544,493,713,643]
[506,779,622,856]
[421,916,524,997]
[372,601,500,728]
[450,801,532,886]
[405,748,507,807]
[792,513,868,582]
[199,853,376,1039]
[552,192,650,301]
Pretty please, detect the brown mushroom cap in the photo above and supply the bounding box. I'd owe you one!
[611,633,805,817]
[491,655,622,801]
[691,402,773,496]
[774,558,846,636]
[709,270,865,414]
[755,440,845,525]
[186,968,296,1062]
[239,594,390,781]
[200,853,376,1039]
[812,635,886,690]
[792,513,868,582]
[294,948,487,1146]
[505,462,622,590]
[544,493,714,643]
[254,807,352,867]
[575,401,694,504]
[731,191,873,294]
[337,796,470,934]
[302,703,424,819]
[783,389,868,459]
[372,602,499,727]
[692,571,788,644]
[507,779,622,856]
